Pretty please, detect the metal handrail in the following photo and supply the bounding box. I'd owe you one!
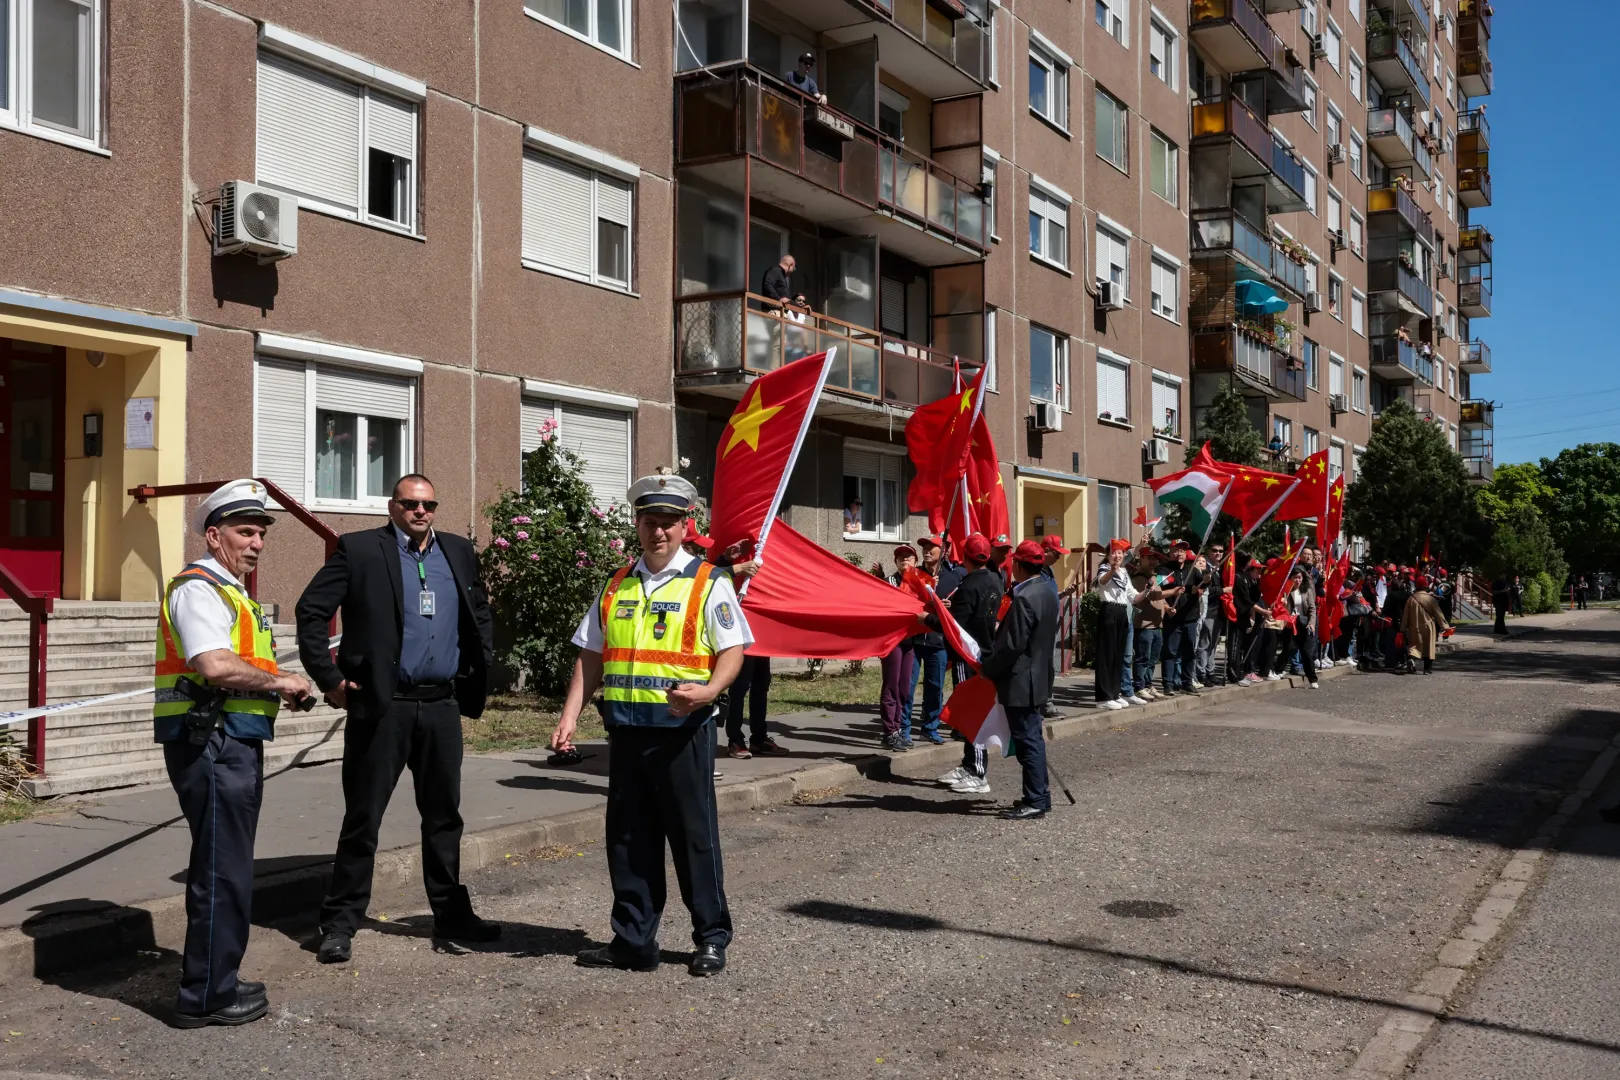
[0,556,53,773]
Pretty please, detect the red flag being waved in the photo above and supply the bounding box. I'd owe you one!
[1319,548,1352,644]
[933,410,1009,556]
[1273,449,1331,523]
[1220,464,1301,541]
[907,365,986,515]
[1259,526,1307,610]
[1220,540,1238,622]
[1319,475,1345,552]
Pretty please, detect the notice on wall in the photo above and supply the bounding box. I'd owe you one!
[125,397,156,450]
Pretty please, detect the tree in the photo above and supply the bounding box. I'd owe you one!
[1478,500,1566,590]
[479,419,636,695]
[1343,398,1485,564]
[1537,443,1620,575]
[1475,461,1555,523]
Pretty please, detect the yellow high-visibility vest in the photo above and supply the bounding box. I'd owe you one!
[153,563,280,741]
[598,559,726,727]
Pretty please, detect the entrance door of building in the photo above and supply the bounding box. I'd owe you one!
[0,339,66,598]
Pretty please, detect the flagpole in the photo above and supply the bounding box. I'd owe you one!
[743,347,837,596]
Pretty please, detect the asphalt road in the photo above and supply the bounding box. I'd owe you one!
[2,611,1616,1080]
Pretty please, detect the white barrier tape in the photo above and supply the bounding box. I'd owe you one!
[0,634,342,730]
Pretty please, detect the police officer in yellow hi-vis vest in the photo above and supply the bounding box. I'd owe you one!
[155,480,315,1028]
[552,474,750,976]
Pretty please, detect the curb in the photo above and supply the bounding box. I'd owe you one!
[0,626,1516,983]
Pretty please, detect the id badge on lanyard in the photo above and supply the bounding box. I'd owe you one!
[413,552,435,616]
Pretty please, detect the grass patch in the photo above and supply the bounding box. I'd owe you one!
[0,795,38,826]
[1,735,37,825]
[463,693,606,754]
[767,666,884,712]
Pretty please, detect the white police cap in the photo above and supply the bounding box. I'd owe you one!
[193,479,274,535]
[627,474,698,515]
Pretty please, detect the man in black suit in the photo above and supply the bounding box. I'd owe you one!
[980,540,1059,821]
[296,474,497,964]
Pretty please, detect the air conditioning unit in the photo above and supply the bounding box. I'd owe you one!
[1428,120,1442,141]
[1437,320,1451,339]
[1310,34,1327,59]
[1437,260,1451,280]
[1031,401,1063,433]
[214,181,298,262]
[1305,290,1323,313]
[1097,280,1124,311]
[1330,228,1347,251]
[1438,12,1449,31]
[1329,393,1349,414]
[1327,143,1345,164]
[1144,438,1171,466]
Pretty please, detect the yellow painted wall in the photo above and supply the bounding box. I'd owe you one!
[1015,474,1089,589]
[0,309,187,602]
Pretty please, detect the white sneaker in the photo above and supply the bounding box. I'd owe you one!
[1190,680,1205,689]
[1126,694,1148,706]
[936,766,968,786]
[1116,696,1134,708]
[1307,683,1320,690]
[1265,673,1284,682]
[1099,699,1125,710]
[1142,687,1159,700]
[951,774,991,794]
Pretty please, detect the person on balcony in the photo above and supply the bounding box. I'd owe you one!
[843,496,863,537]
[784,52,826,104]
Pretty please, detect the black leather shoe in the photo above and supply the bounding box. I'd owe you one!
[434,914,502,943]
[236,980,265,998]
[173,991,269,1029]
[689,944,727,977]
[999,803,1048,820]
[316,931,352,964]
[575,945,659,972]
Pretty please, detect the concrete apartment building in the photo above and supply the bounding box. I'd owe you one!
[0,0,1495,789]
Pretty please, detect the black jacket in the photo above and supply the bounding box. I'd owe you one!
[980,576,1058,709]
[1233,573,1263,631]
[943,566,1004,656]
[296,525,495,721]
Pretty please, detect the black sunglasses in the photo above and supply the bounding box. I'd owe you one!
[394,499,439,511]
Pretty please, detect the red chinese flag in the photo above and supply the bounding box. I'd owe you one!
[708,352,835,553]
[1319,549,1351,643]
[1274,449,1331,522]
[965,412,1010,541]
[1319,475,1345,552]
[1259,527,1305,610]
[1220,543,1239,622]
[1221,465,1301,540]
[906,366,986,515]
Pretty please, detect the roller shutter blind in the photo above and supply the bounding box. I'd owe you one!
[880,279,906,334]
[522,152,595,277]
[254,359,309,500]
[256,53,363,212]
[597,176,632,227]
[520,398,554,455]
[1096,356,1129,419]
[315,367,413,420]
[1151,375,1178,432]
[365,91,416,160]
[523,397,633,509]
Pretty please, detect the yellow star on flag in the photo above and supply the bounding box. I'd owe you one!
[1261,477,1280,488]
[722,385,784,457]
[959,386,976,414]
[1332,484,1344,502]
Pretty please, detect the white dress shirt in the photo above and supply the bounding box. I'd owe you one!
[571,548,753,654]
[167,556,250,661]
[1093,564,1139,606]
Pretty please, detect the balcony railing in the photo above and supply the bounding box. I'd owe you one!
[675,292,959,411]
[1459,108,1491,149]
[1459,46,1494,97]
[1264,56,1309,115]
[1367,31,1430,104]
[1388,0,1432,37]
[1459,278,1492,318]
[1271,245,1309,298]
[1192,94,1273,167]
[1462,339,1491,374]
[1367,184,1435,247]
[675,64,988,253]
[1192,326,1306,402]
[1191,209,1273,271]
[1464,456,1495,484]
[1458,0,1492,35]
[1369,335,1435,383]
[861,0,993,86]
[1191,0,1281,74]
[1269,138,1309,204]
[1369,258,1434,315]
[1459,166,1492,207]
[1461,399,1494,427]
[1459,225,1493,264]
[1365,106,1433,180]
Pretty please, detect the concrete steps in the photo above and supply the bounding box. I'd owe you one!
[4,599,345,796]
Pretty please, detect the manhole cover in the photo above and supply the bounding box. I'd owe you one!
[1102,900,1181,919]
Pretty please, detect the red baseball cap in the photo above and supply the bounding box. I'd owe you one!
[1012,539,1047,566]
[962,534,992,563]
[1414,574,1431,588]
[1042,534,1069,555]
[916,534,942,549]
[892,543,918,560]
[1170,539,1192,551]
[687,532,714,550]
[991,533,1012,550]
[1107,538,1131,553]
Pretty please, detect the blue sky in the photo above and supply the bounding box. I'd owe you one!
[1483,0,1620,465]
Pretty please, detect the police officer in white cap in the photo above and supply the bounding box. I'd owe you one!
[155,480,315,1027]
[553,473,751,976]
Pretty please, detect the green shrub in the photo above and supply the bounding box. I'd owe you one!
[1074,590,1101,668]
[1522,579,1543,613]
[480,419,635,695]
[1534,571,1564,613]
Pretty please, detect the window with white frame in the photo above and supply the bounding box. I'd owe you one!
[1352,444,1365,479]
[1348,210,1364,256]
[1302,161,1318,215]
[1030,323,1068,406]
[1432,48,1441,82]
[521,392,634,508]
[1301,0,1318,35]
[1327,273,1343,319]
[1448,423,1458,450]
[254,355,416,510]
[1351,366,1367,411]
[1445,72,1455,109]
[843,445,907,541]
[1348,53,1363,102]
[1027,180,1069,268]
[1303,337,1320,390]
[983,152,1000,240]
[1302,74,1319,129]
[1447,186,1456,221]
[1151,371,1181,437]
[1326,104,1342,150]
[984,307,999,392]
[1329,354,1345,397]
[525,0,632,58]
[1447,304,1457,341]
[1302,426,1320,456]
[1150,129,1177,204]
[1349,131,1364,178]
[1272,415,1292,450]
[1095,0,1127,45]
[1327,189,1342,236]
[1322,17,1342,70]
[1328,439,1345,481]
[1097,482,1130,543]
[1447,363,1456,398]
[1350,289,1365,334]
[1150,253,1178,321]
[1096,351,1130,424]
[1347,0,1361,22]
[522,147,635,290]
[1149,16,1177,88]
[1095,86,1128,170]
[987,0,1000,85]
[257,48,421,232]
[1,0,102,146]
[1028,41,1069,129]
[1096,221,1130,298]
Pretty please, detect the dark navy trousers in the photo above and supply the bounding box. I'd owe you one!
[163,732,263,1015]
[604,717,731,962]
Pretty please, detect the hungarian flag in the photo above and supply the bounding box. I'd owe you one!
[1319,475,1345,552]
[938,675,1012,755]
[1147,444,1231,544]
[920,583,982,670]
[907,365,986,515]
[1221,465,1301,541]
[1274,449,1331,524]
[706,349,926,659]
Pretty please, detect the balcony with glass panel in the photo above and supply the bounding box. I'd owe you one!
[1367,184,1435,247]
[1366,105,1432,181]
[1190,0,1284,76]
[1368,256,1434,318]
[1191,209,1274,275]
[1373,0,1431,39]
[1459,262,1492,318]
[1461,339,1491,375]
[1192,324,1306,403]
[1367,30,1430,105]
[1458,11,1493,97]
[1459,165,1492,208]
[1369,334,1432,384]
[1458,108,1490,158]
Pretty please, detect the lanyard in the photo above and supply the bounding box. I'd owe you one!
[408,536,431,586]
